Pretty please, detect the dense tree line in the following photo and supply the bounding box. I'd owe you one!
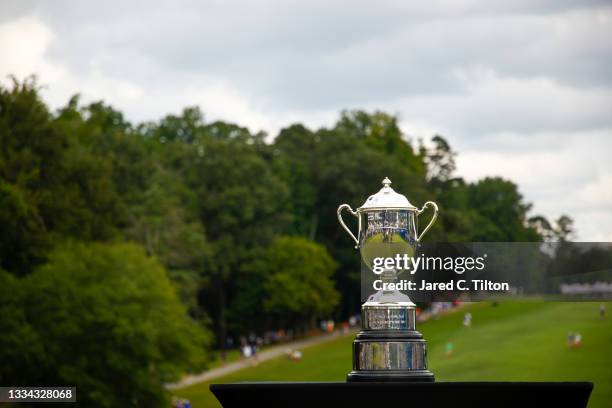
[0,78,570,406]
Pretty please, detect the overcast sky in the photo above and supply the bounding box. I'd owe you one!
[1,1,611,240]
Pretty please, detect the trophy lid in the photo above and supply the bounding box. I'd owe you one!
[358,177,417,211]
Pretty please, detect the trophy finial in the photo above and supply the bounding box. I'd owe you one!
[382,177,392,187]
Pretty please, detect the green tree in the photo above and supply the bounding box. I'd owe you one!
[467,177,541,241]
[0,77,69,274]
[151,121,291,355]
[272,124,319,238]
[335,110,426,176]
[426,134,456,183]
[0,269,42,382]
[54,98,154,228]
[0,242,210,407]
[0,79,133,276]
[263,237,339,327]
[553,215,574,242]
[230,237,339,331]
[125,164,211,317]
[141,106,205,144]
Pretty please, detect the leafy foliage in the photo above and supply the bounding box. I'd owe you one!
[262,237,339,320]
[229,237,338,332]
[0,243,209,407]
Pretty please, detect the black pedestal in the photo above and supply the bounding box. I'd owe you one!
[210,381,593,408]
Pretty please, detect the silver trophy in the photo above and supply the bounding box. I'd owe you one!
[338,177,438,382]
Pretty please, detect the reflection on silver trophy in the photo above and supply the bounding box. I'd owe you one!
[338,177,438,381]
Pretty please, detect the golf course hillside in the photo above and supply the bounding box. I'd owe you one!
[174,302,612,407]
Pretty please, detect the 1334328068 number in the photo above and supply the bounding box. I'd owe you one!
[0,387,76,402]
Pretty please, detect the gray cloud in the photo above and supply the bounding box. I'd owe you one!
[6,2,612,108]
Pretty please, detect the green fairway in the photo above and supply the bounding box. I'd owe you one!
[174,302,612,407]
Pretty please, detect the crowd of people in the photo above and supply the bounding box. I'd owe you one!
[234,315,362,363]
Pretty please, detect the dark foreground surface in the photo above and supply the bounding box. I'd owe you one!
[211,381,593,408]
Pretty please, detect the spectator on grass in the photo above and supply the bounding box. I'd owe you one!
[573,332,582,348]
[463,312,472,327]
[444,342,454,357]
[286,349,302,361]
[242,343,252,359]
[567,331,582,349]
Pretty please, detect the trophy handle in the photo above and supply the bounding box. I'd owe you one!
[337,204,360,248]
[416,201,439,242]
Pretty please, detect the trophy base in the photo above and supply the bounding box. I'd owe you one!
[347,370,435,382]
[349,330,433,382]
[349,301,434,382]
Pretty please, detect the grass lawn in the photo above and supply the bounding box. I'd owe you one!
[206,349,243,370]
[174,301,612,407]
